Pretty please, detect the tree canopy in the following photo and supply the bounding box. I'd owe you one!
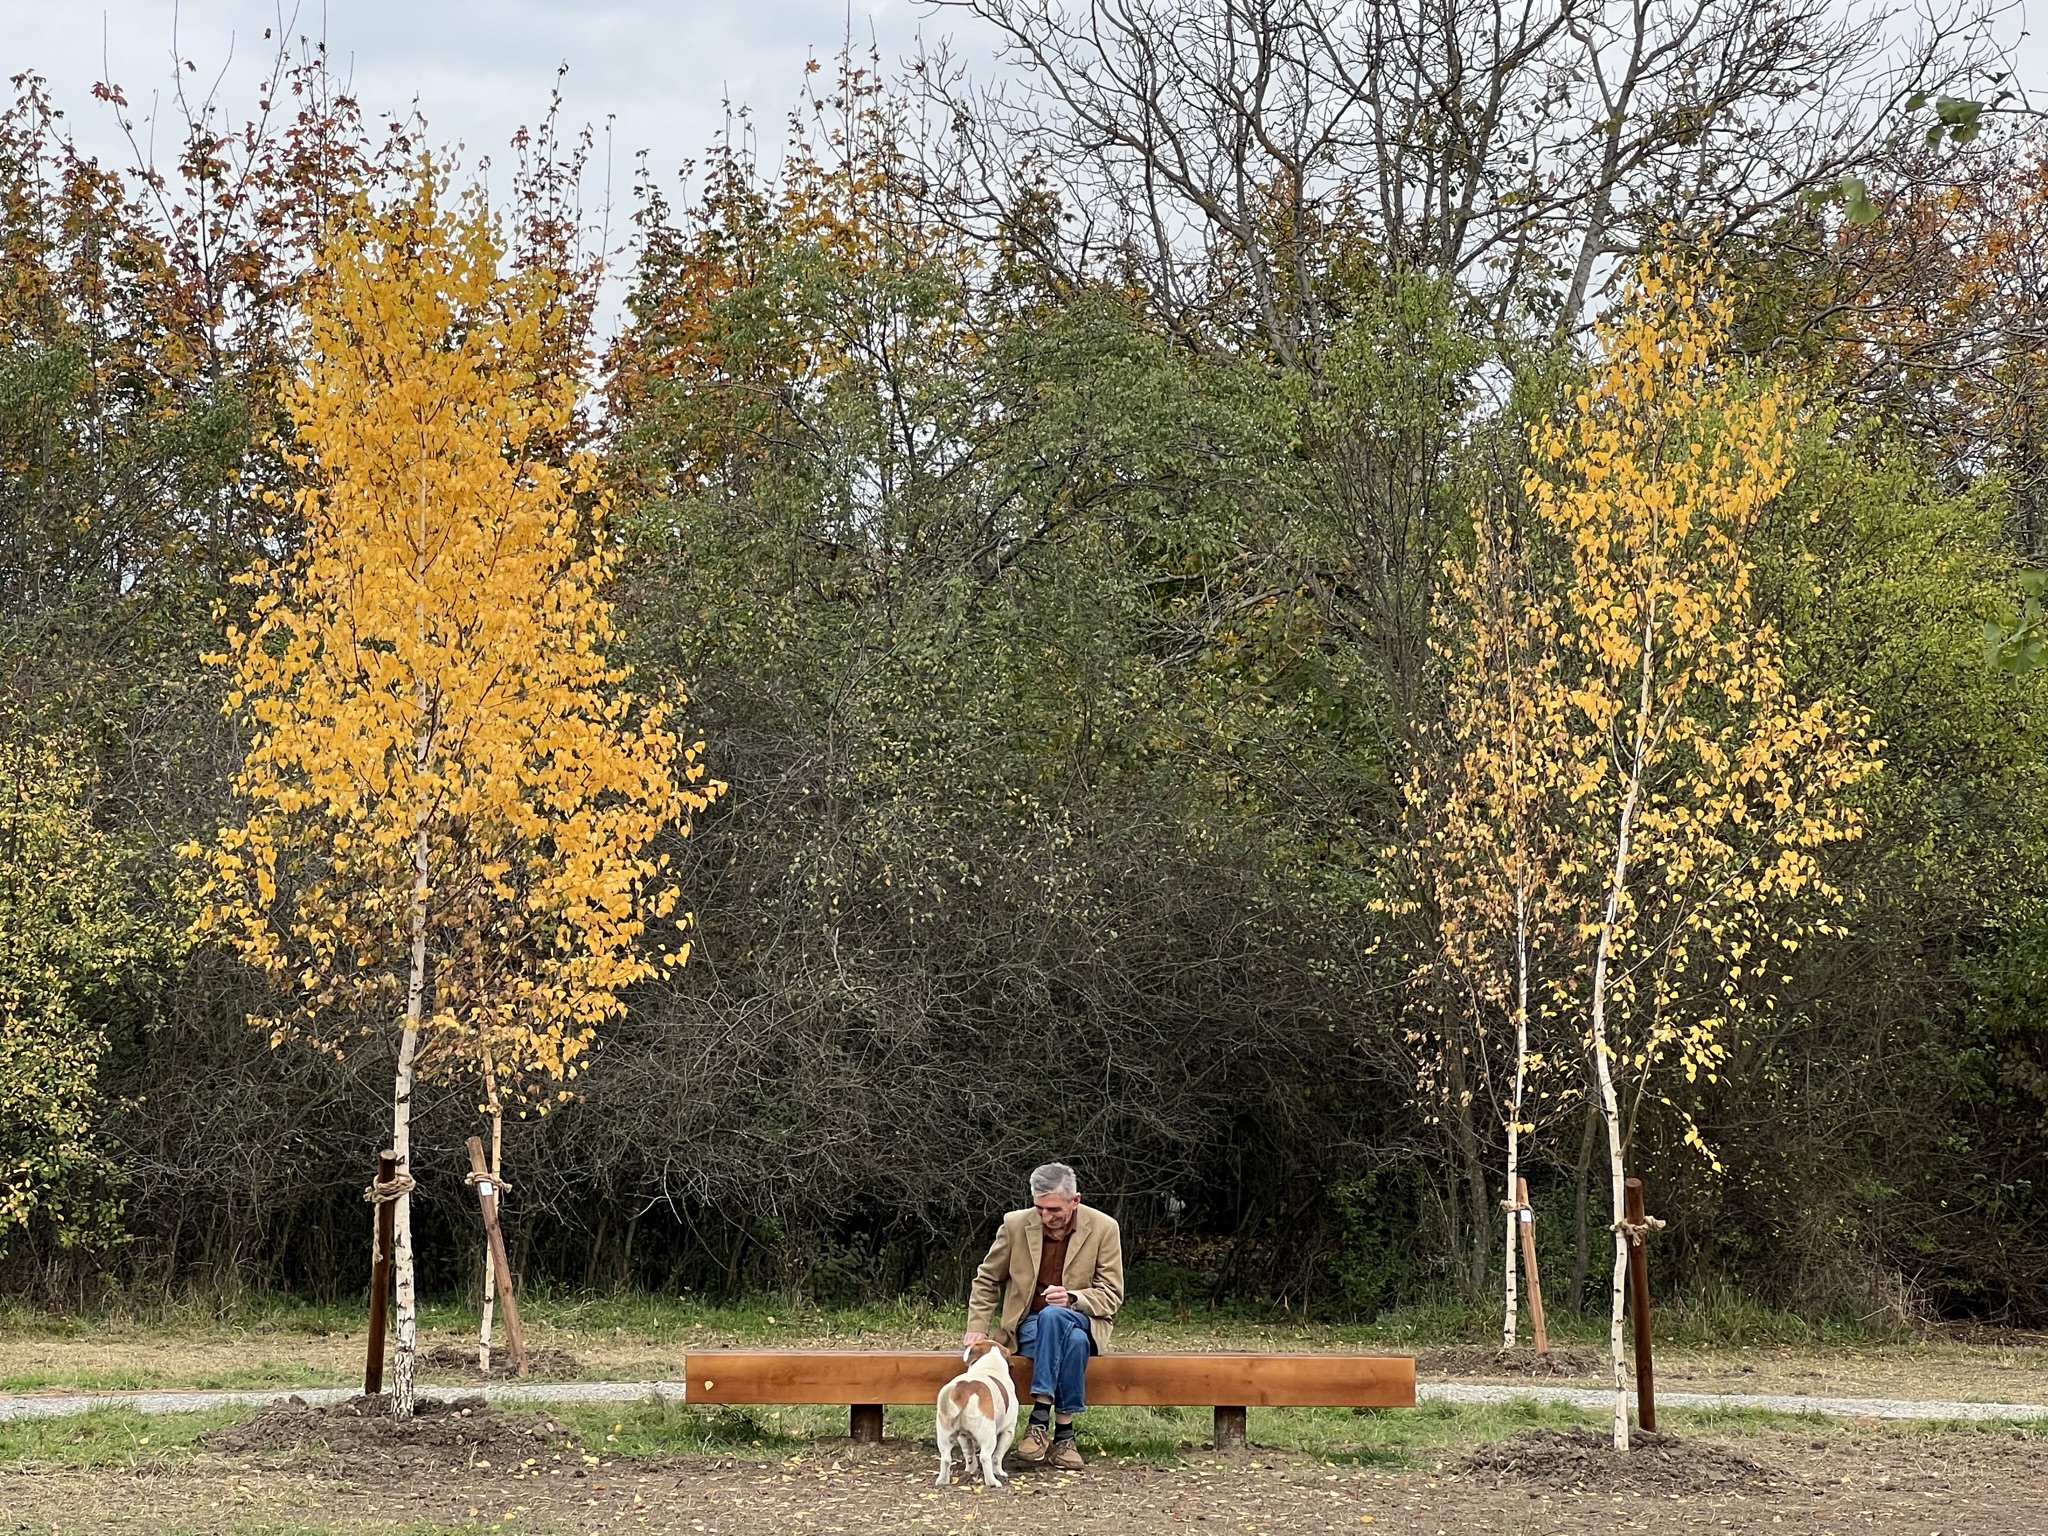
[2,17,2046,1329]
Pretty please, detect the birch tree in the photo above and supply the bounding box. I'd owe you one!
[1526,253,1877,1449]
[1395,504,1576,1345]
[189,164,717,1418]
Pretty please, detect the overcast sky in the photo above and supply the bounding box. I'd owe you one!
[11,3,2048,178]
[3,1,993,196]
[4,1,2044,340]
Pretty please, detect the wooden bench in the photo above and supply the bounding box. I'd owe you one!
[680,1350,1417,1448]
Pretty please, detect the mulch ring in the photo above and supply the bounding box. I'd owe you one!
[198,1393,585,1473]
[416,1342,585,1380]
[1416,1344,1602,1377]
[1455,1425,1788,1495]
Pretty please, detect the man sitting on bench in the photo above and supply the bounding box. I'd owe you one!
[962,1161,1124,1470]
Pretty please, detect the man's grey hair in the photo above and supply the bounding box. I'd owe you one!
[1029,1162,1078,1197]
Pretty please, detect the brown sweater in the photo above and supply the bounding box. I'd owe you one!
[1027,1232,1069,1315]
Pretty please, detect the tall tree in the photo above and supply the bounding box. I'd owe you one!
[1393,501,1576,1341]
[924,0,1989,359]
[1527,254,1877,1448]
[189,164,715,1417]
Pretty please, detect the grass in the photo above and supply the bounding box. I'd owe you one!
[0,1404,250,1467]
[556,1393,1620,1468]
[1656,1402,2048,1445]
[0,1283,1920,1350]
[0,1394,1613,1475]
[0,1359,339,1393]
[0,1290,1459,1396]
[0,1285,2019,1399]
[4,1390,2037,1483]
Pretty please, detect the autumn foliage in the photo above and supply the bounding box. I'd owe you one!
[1527,255,1877,1445]
[1394,504,1575,1342]
[189,163,717,1410]
[7,29,2048,1356]
[198,167,709,1085]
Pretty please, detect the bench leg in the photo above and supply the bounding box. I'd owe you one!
[1213,1405,1247,1450]
[850,1404,884,1443]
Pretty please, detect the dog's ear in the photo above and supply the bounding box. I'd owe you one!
[963,1340,1003,1365]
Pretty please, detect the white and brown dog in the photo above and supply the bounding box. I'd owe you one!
[934,1338,1018,1487]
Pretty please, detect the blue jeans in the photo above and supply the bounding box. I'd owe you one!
[1014,1304,1094,1414]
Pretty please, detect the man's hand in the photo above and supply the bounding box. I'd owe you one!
[1042,1285,1072,1308]
[962,1329,988,1347]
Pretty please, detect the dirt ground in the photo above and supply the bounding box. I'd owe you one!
[4,1409,2047,1535]
[414,1343,587,1381]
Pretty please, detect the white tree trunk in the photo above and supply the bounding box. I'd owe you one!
[1583,605,1660,1453]
[478,1246,497,1374]
[391,821,430,1421]
[1503,896,1529,1351]
[1592,991,1630,1453]
[1501,1130,1520,1351]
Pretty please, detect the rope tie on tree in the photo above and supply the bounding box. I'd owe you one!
[464,1170,511,1191]
[1613,1213,1665,1247]
[364,1172,416,1205]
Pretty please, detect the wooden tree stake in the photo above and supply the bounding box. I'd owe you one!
[466,1135,529,1377]
[1624,1177,1655,1431]
[1516,1176,1549,1355]
[364,1151,396,1396]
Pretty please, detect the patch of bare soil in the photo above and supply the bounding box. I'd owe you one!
[1456,1424,1784,1494]
[12,1425,2048,1533]
[198,1392,583,1473]
[416,1342,585,1379]
[1417,1344,1601,1377]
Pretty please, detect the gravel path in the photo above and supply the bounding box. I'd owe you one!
[2,1378,2044,1423]
[0,1379,691,1421]
[1419,1380,2048,1420]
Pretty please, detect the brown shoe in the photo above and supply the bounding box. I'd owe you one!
[1015,1423,1051,1464]
[1049,1435,1085,1470]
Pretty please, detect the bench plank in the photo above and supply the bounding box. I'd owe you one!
[681,1351,1416,1409]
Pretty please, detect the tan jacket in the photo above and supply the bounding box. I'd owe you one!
[966,1203,1125,1353]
